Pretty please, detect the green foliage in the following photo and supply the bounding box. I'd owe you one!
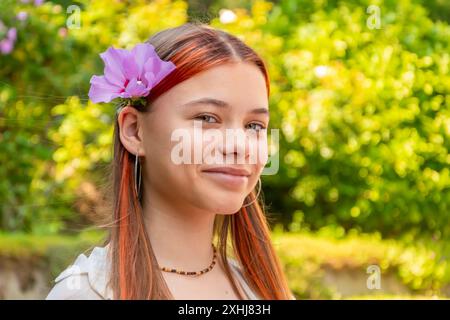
[0,228,106,281]
[0,228,104,259]
[1,0,81,233]
[272,230,450,298]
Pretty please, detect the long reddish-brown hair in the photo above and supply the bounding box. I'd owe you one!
[103,22,292,300]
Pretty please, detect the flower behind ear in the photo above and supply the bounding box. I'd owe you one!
[88,43,176,104]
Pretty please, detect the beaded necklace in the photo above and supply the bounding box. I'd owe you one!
[160,244,217,276]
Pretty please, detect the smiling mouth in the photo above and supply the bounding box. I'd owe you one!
[201,167,251,189]
[201,167,251,176]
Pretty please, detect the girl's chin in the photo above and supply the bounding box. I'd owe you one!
[205,197,247,214]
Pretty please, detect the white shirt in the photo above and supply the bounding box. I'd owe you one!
[45,244,261,300]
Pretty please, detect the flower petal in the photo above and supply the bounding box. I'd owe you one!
[88,75,122,103]
[132,43,156,78]
[142,58,155,86]
[0,39,14,55]
[119,92,132,99]
[99,47,128,87]
[153,60,176,87]
[121,54,139,81]
[123,78,150,98]
[7,28,17,41]
[144,72,156,88]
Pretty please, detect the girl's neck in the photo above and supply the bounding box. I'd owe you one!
[142,193,217,271]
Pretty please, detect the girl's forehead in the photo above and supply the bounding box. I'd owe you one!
[156,62,269,111]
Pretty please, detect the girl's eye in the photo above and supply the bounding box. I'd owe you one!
[195,114,218,123]
[247,122,266,132]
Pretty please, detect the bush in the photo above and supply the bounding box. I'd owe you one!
[272,230,450,298]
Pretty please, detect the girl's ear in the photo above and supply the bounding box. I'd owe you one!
[118,106,145,157]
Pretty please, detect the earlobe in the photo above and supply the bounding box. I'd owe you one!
[117,106,145,156]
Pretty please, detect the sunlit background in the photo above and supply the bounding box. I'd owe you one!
[0,0,449,299]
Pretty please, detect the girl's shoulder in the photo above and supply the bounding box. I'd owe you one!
[46,244,113,300]
[227,257,262,300]
[227,257,296,300]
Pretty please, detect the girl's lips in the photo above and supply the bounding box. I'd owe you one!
[201,166,251,176]
[201,171,249,189]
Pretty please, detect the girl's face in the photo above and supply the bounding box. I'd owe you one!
[126,62,269,215]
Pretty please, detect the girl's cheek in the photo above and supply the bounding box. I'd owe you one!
[248,133,269,167]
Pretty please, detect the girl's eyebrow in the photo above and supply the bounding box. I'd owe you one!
[181,97,269,115]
